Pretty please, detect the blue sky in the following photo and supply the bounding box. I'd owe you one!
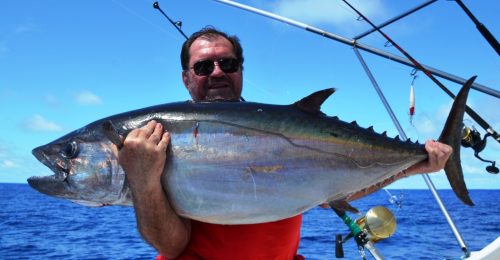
[0,0,498,189]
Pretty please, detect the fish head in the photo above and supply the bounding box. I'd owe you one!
[28,124,126,206]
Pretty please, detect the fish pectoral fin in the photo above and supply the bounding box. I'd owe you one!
[329,200,360,214]
[102,120,124,150]
[70,200,105,207]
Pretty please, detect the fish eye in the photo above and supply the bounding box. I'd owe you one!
[62,141,79,159]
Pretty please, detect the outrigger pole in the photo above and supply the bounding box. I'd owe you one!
[209,0,499,144]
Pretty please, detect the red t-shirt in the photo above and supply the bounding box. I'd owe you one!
[157,214,304,260]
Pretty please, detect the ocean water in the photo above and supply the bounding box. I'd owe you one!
[1,184,498,260]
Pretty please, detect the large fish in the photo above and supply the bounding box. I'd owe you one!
[28,77,476,224]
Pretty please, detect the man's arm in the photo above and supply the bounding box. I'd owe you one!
[118,120,190,258]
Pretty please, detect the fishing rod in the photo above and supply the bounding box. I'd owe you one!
[454,0,500,55]
[153,1,188,40]
[340,0,499,147]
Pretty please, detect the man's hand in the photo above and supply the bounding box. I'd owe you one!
[116,120,190,258]
[118,120,170,187]
[405,140,453,175]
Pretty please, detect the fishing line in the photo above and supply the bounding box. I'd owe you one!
[108,0,180,40]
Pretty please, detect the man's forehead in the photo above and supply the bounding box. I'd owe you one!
[190,36,233,52]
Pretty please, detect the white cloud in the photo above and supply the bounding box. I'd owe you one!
[23,114,63,132]
[1,159,19,168]
[413,112,438,136]
[271,0,387,29]
[74,90,102,105]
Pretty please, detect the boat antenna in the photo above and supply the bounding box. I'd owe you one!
[153,2,188,40]
[340,0,499,146]
[454,0,500,56]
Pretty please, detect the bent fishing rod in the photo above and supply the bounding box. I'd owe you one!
[340,0,499,144]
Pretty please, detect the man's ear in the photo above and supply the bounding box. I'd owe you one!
[182,70,189,88]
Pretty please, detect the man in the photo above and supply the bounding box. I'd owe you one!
[117,27,452,259]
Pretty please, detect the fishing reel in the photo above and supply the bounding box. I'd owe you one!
[461,126,499,174]
[335,206,397,258]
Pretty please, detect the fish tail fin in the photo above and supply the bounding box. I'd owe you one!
[438,76,476,206]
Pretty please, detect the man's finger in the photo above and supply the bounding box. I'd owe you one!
[149,123,163,143]
[137,120,158,139]
[158,131,171,151]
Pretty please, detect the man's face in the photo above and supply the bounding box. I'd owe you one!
[182,36,243,101]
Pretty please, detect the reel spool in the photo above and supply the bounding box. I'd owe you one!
[355,206,397,243]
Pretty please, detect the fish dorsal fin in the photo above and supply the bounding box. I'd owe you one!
[293,88,336,114]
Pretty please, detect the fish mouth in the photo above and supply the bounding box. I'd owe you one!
[29,146,69,196]
[27,175,68,196]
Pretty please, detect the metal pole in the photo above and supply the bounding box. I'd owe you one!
[422,173,471,257]
[209,0,499,99]
[353,47,470,257]
[354,0,437,40]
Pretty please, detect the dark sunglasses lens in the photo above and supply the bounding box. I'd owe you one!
[193,60,214,76]
[193,58,239,76]
[219,58,239,73]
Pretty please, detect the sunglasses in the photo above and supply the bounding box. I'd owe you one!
[191,58,240,76]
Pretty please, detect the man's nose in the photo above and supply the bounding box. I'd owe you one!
[210,62,225,77]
